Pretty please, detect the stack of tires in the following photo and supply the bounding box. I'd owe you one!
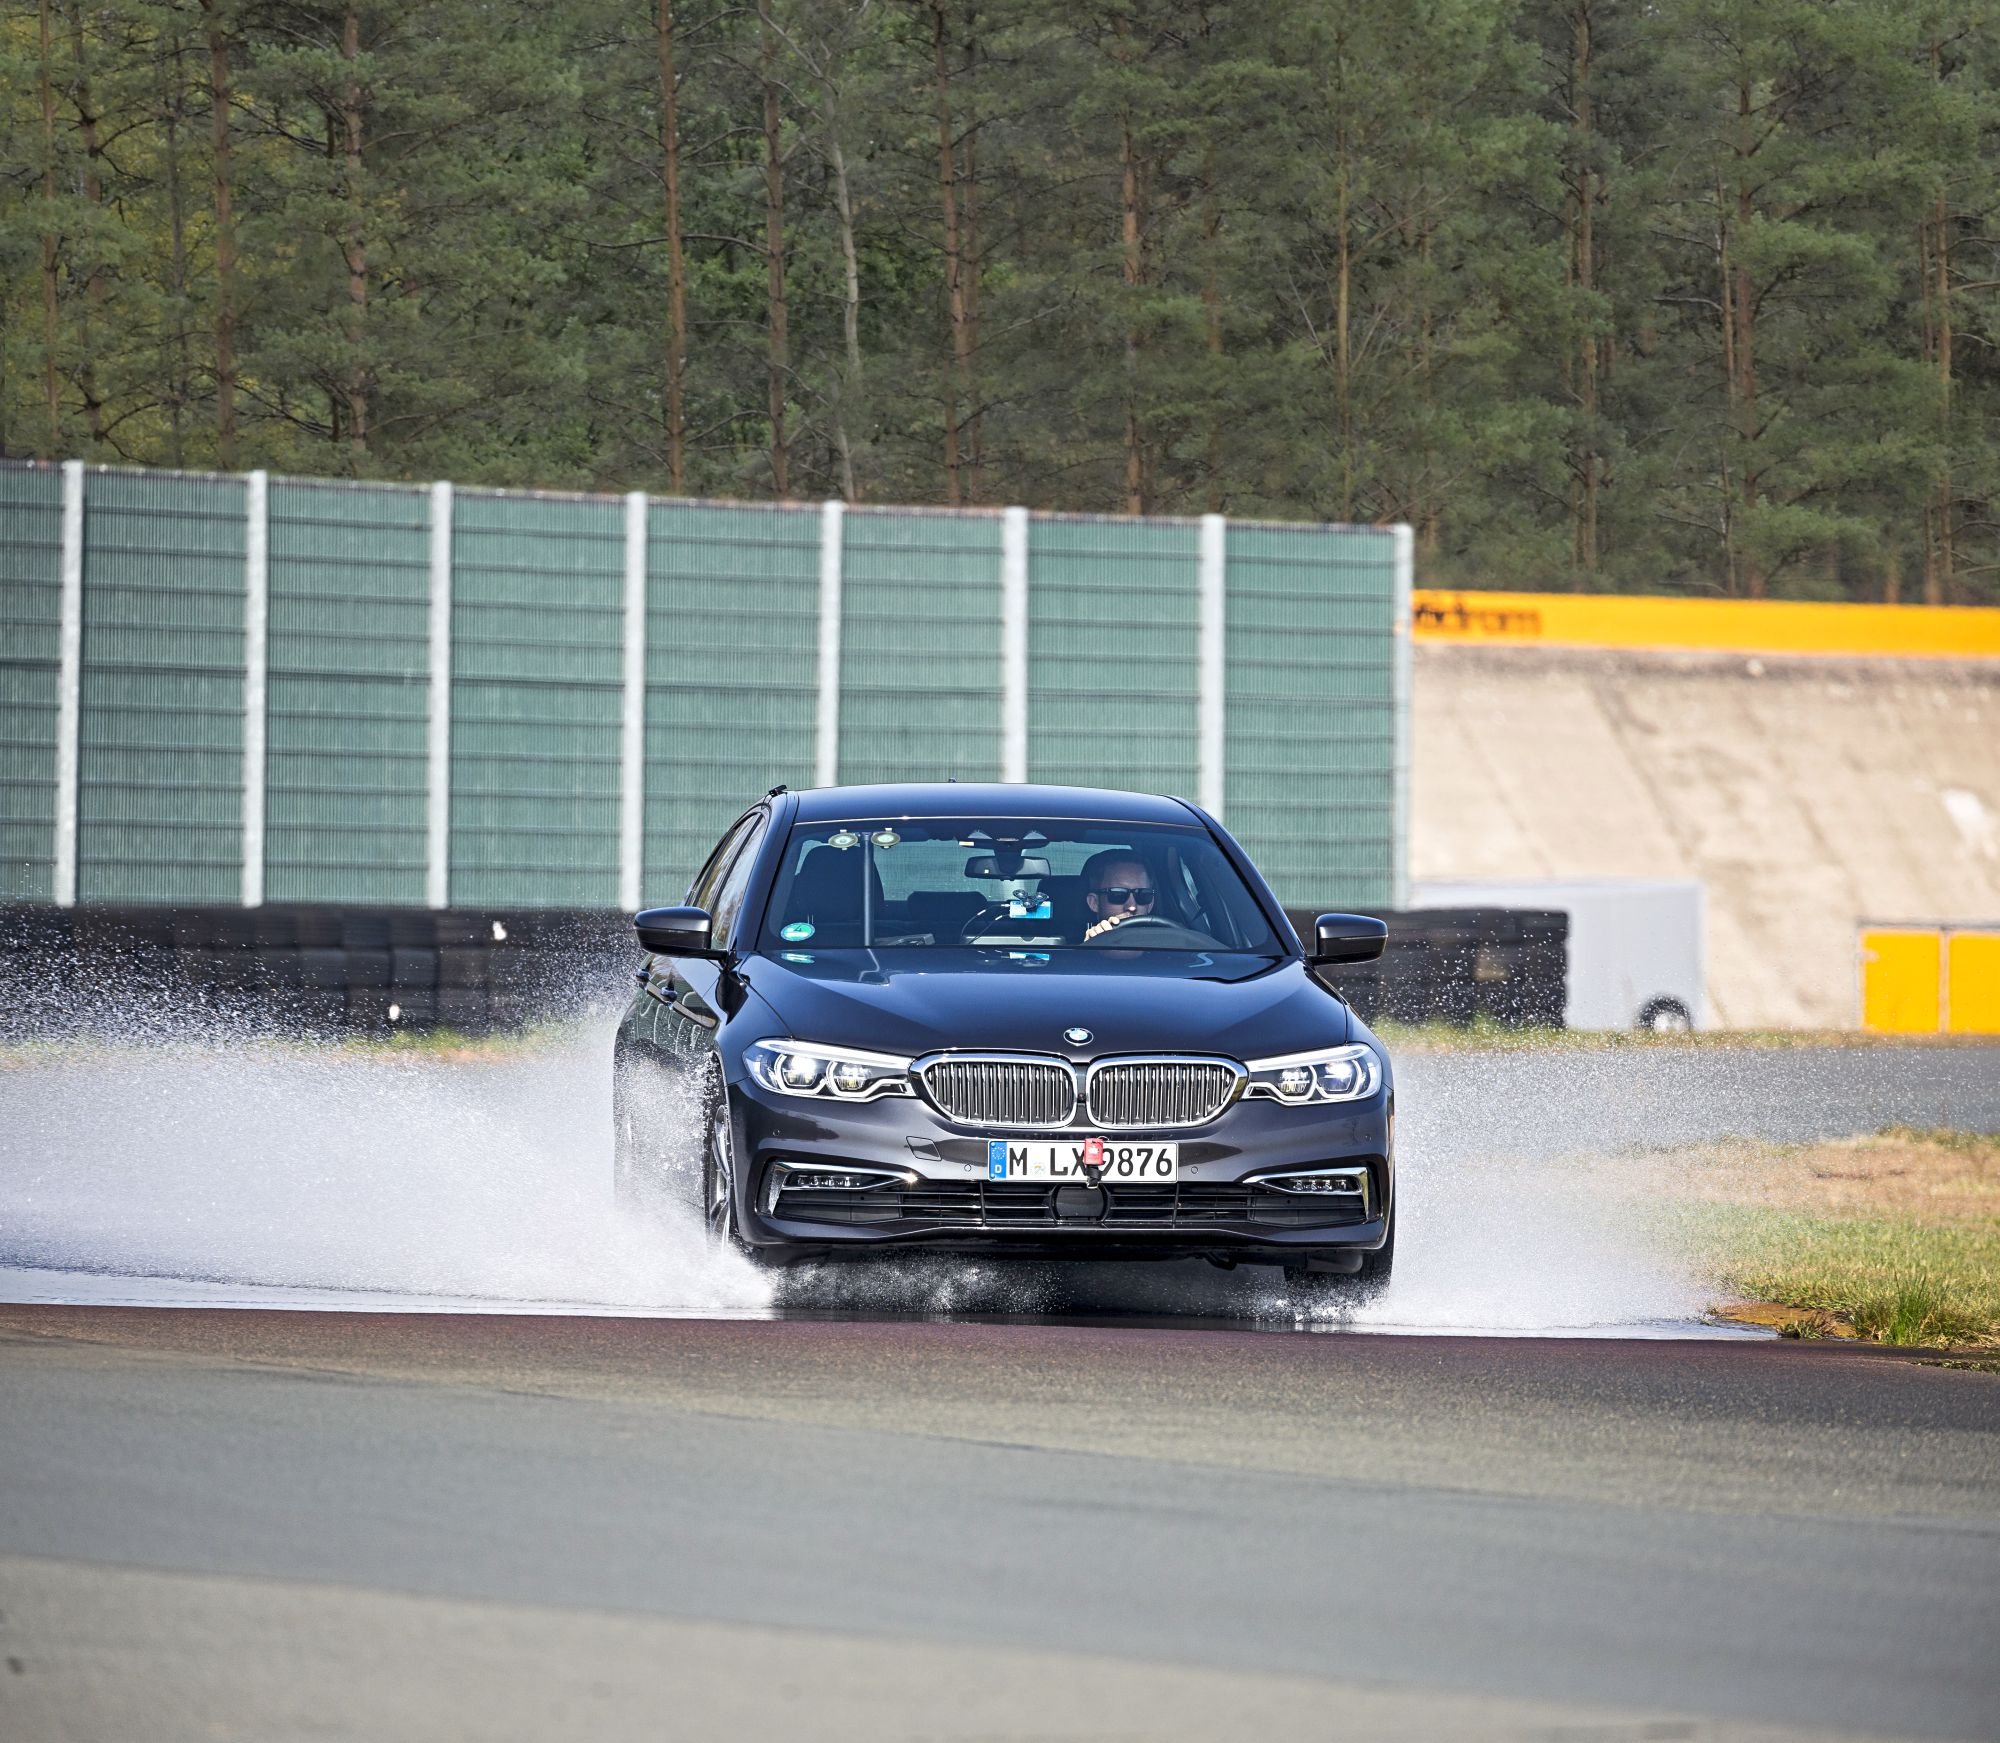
[0,904,628,1039]
[1292,907,1567,1029]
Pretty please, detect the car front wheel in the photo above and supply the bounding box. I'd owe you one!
[700,1059,739,1248]
[1283,1204,1395,1296]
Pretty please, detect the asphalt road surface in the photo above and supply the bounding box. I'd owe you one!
[2,1306,1995,1743]
[1393,1040,2000,1161]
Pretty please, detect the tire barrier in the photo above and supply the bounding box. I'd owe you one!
[0,903,1566,1040]
[1290,907,1568,1030]
[0,905,629,1041]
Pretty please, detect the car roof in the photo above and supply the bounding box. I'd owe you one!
[786,783,1202,826]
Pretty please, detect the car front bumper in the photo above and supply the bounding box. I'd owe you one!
[727,1068,1393,1262]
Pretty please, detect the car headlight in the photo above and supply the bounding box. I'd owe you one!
[743,1039,914,1101]
[1242,1043,1380,1105]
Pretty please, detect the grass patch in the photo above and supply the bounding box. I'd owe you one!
[335,1020,587,1062]
[1370,1021,2000,1055]
[1679,1130,2000,1348]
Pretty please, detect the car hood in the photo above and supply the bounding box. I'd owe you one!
[739,948,1350,1061]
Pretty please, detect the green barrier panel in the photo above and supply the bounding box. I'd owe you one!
[449,490,624,908]
[643,501,819,899]
[840,509,1004,786]
[0,463,1405,912]
[0,466,63,901]
[266,479,431,906]
[1027,514,1200,795]
[77,468,246,904]
[1224,522,1398,907]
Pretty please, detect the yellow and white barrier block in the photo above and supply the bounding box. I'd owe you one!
[1859,926,2000,1034]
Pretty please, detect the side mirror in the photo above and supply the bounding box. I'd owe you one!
[635,906,723,958]
[1308,912,1387,965]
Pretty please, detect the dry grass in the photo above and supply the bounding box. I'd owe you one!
[1672,1129,2000,1347]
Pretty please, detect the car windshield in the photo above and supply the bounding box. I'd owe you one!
[756,818,1283,953]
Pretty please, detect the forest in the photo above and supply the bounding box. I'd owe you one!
[3,0,1997,602]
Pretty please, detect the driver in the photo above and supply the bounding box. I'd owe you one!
[1080,851,1158,941]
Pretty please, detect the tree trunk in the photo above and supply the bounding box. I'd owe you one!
[1202,140,1222,513]
[931,2,967,507]
[1716,172,1737,595]
[66,4,108,446]
[202,1,237,468]
[828,126,861,503]
[162,32,190,467]
[36,0,61,457]
[1335,127,1353,522]
[1572,0,1599,575]
[656,0,686,491]
[1932,184,1952,605]
[960,10,982,497]
[341,3,368,461]
[759,0,788,497]
[1732,74,1760,596]
[1119,105,1143,516]
[1417,218,1438,553]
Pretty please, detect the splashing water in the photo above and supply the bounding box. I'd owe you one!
[0,1025,772,1315]
[10,1022,1982,1332]
[0,1022,1729,1334]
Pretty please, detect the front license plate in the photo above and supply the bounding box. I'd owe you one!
[987,1138,1179,1182]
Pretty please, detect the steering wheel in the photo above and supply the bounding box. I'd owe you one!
[1082,914,1219,947]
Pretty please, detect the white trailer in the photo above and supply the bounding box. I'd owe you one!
[1410,878,1707,1032]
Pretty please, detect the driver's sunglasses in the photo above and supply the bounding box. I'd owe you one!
[1096,886,1155,906]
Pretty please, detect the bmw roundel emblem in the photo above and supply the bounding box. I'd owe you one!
[1064,1027,1093,1045]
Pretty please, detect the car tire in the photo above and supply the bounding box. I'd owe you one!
[1637,997,1692,1034]
[611,1055,651,1214]
[1358,1204,1395,1286]
[698,1057,739,1250]
[1284,1205,1394,1296]
[614,1051,702,1222]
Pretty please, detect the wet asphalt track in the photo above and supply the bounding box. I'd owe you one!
[3,1041,2000,1739]
[1,1307,1997,1742]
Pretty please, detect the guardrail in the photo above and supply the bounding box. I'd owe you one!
[1,904,1567,1038]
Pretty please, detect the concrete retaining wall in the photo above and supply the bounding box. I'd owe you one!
[1411,644,2000,1028]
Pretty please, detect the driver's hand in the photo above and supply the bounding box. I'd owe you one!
[1084,913,1127,940]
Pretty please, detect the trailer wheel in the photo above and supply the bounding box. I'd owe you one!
[1637,996,1692,1034]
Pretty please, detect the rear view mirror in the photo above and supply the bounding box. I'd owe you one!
[635,906,722,958]
[965,853,1052,879]
[1308,912,1387,964]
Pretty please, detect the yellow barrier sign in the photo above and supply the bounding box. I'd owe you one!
[1859,926,2000,1034]
[1413,590,2000,660]
[1947,932,2000,1035]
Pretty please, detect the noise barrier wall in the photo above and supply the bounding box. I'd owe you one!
[1,462,1410,911]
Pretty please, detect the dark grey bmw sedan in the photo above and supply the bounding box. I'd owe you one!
[612,783,1394,1283]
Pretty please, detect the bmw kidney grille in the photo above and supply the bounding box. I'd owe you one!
[1087,1060,1241,1128]
[920,1057,1078,1128]
[917,1055,1243,1129]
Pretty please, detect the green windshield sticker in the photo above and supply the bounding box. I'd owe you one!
[781,921,816,942]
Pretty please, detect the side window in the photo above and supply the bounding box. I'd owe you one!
[708,818,769,947]
[687,814,760,912]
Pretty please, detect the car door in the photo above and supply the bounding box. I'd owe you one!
[626,808,769,1079]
